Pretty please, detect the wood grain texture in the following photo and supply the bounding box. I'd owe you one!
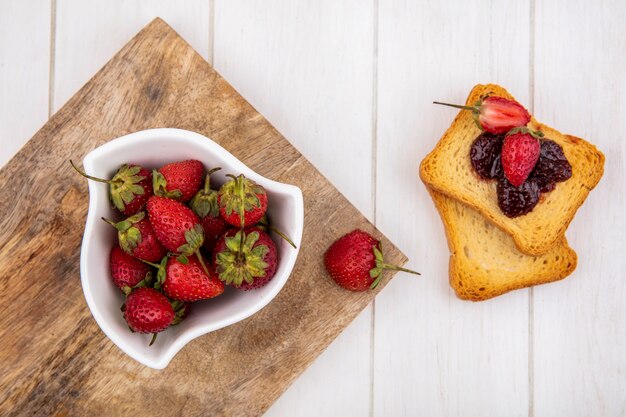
[0,19,406,417]
[532,0,626,415]
[212,2,376,415]
[374,0,531,415]
[54,0,210,111]
[0,0,50,167]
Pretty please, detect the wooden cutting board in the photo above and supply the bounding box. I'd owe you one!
[0,18,407,417]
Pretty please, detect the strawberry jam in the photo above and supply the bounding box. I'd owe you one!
[470,132,504,179]
[470,133,572,218]
[530,140,572,192]
[497,177,540,217]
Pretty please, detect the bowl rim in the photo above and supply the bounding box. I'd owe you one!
[80,128,303,369]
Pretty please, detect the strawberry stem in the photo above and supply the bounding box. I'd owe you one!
[261,223,296,249]
[101,217,117,228]
[433,101,480,112]
[194,249,211,276]
[149,333,157,346]
[380,263,421,276]
[70,160,112,184]
[140,259,161,268]
[204,167,222,193]
[369,263,421,290]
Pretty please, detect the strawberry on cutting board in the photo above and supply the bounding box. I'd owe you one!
[213,227,278,290]
[501,127,542,187]
[218,174,268,227]
[71,161,153,215]
[324,229,420,291]
[434,95,531,135]
[153,159,204,203]
[102,212,167,262]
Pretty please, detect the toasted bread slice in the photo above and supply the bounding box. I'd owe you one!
[420,84,604,255]
[429,189,578,301]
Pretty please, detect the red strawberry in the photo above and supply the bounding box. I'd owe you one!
[71,161,153,215]
[501,127,542,187]
[153,159,204,203]
[161,255,224,301]
[146,196,211,274]
[123,287,174,344]
[213,227,278,290]
[218,174,268,227]
[102,212,167,262]
[324,230,420,291]
[189,168,230,253]
[434,95,531,134]
[109,246,152,291]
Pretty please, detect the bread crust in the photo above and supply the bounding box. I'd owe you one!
[420,84,605,255]
[429,189,577,301]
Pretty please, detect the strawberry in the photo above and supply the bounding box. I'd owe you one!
[213,227,278,290]
[218,174,268,227]
[71,161,152,215]
[433,95,531,134]
[324,230,420,291]
[189,168,230,253]
[501,127,542,187]
[146,196,210,274]
[152,159,204,203]
[123,287,174,344]
[158,255,224,301]
[109,246,152,291]
[102,212,167,262]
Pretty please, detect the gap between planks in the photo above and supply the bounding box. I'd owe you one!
[528,0,536,415]
[369,0,380,416]
[208,0,214,65]
[48,0,57,117]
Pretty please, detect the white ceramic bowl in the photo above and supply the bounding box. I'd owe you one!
[80,128,303,369]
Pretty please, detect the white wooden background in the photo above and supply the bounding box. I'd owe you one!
[1,1,624,415]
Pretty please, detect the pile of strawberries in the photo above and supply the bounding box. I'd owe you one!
[73,159,293,344]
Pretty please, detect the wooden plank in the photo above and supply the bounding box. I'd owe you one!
[374,0,531,415]
[0,19,406,417]
[213,1,375,218]
[0,0,50,166]
[212,2,375,416]
[54,0,210,111]
[533,1,626,415]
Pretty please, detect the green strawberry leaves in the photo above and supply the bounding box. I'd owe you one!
[70,161,147,212]
[219,174,266,222]
[102,212,145,255]
[215,230,269,286]
[152,170,182,200]
[152,256,168,290]
[176,224,205,257]
[170,301,187,326]
[506,126,544,139]
[121,270,154,296]
[109,165,147,212]
[175,224,210,275]
[369,243,421,289]
[190,169,221,218]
